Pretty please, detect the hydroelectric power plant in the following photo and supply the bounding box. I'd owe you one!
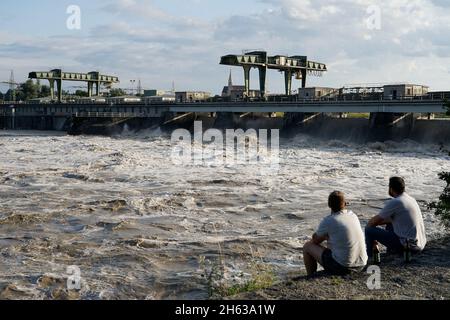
[1,53,449,300]
[1,51,449,143]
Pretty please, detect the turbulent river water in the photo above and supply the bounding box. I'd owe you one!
[0,130,448,299]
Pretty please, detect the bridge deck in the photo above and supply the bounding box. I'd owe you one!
[0,99,446,117]
[169,100,446,113]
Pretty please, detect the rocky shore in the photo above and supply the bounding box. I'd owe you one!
[235,236,450,300]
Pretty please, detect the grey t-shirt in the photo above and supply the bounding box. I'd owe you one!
[379,193,427,251]
[316,210,368,268]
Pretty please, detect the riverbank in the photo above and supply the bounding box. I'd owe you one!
[234,236,450,300]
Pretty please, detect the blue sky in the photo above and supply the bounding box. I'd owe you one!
[1,0,450,94]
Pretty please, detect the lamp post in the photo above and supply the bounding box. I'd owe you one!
[130,80,136,96]
[10,105,15,130]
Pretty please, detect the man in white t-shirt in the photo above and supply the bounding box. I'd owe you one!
[365,177,427,259]
[303,191,368,276]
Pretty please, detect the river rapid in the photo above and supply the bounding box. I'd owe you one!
[0,130,448,299]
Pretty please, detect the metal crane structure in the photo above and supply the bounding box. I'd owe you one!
[1,70,20,102]
[28,69,119,102]
[220,51,327,99]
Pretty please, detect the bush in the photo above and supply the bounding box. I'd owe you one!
[429,172,450,229]
[443,100,450,116]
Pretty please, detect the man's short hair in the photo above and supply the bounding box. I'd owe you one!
[328,191,346,213]
[389,177,406,194]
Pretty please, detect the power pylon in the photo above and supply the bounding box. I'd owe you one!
[1,70,20,102]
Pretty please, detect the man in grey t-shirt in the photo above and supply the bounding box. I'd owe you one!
[303,191,368,276]
[365,177,427,258]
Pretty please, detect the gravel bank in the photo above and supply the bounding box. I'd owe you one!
[235,236,450,300]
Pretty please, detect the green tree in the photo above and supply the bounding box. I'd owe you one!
[39,85,51,98]
[445,100,450,116]
[74,90,89,97]
[109,88,127,97]
[19,80,40,100]
[429,172,450,229]
[4,89,18,102]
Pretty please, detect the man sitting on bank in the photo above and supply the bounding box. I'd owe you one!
[365,177,427,260]
[303,191,368,276]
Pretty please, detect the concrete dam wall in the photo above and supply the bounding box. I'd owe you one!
[1,113,449,145]
[287,116,450,145]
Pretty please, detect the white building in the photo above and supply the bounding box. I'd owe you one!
[383,84,429,99]
[175,91,211,103]
[298,87,338,100]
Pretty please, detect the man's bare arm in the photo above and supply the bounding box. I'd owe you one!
[312,233,328,245]
[367,215,386,228]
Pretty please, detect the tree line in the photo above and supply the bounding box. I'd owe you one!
[0,80,130,102]
[0,80,51,101]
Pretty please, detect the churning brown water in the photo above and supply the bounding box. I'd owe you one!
[0,130,448,299]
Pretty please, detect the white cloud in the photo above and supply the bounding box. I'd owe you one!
[1,0,450,93]
[102,0,170,20]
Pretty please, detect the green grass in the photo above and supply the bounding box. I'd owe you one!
[346,113,370,119]
[199,250,277,298]
[220,263,276,297]
[330,276,345,286]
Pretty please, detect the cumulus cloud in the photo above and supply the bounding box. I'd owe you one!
[216,0,450,89]
[102,0,171,20]
[0,0,449,93]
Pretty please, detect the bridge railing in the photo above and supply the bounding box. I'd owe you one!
[0,95,447,107]
[74,112,143,118]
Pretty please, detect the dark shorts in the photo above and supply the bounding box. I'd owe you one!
[322,249,363,276]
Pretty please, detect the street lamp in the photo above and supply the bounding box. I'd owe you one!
[130,80,136,96]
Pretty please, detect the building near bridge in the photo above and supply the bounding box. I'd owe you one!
[143,89,175,103]
[298,87,338,100]
[175,91,211,103]
[221,71,260,101]
[106,96,142,104]
[298,84,430,101]
[144,89,166,97]
[144,94,176,103]
[383,84,429,100]
[428,91,450,100]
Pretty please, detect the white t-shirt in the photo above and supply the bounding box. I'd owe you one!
[316,210,368,268]
[379,193,427,251]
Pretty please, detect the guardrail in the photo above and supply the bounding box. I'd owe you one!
[74,112,143,118]
[1,94,449,106]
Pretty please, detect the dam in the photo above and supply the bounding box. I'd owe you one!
[0,97,448,143]
[1,51,449,142]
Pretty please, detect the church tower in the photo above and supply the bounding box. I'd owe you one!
[227,69,233,96]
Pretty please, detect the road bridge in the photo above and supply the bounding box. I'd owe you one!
[0,99,446,118]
